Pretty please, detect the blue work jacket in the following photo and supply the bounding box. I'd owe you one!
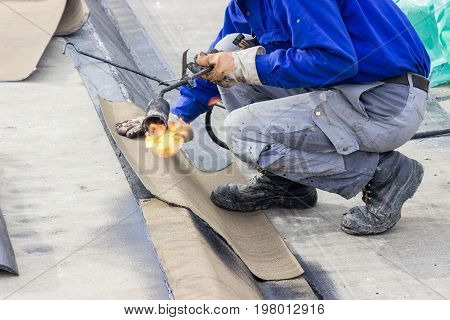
[172,0,430,122]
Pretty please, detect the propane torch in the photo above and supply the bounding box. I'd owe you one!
[142,50,212,133]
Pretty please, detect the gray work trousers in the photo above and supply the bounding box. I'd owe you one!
[219,75,428,199]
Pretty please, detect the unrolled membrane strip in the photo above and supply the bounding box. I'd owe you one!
[141,199,264,299]
[141,200,317,299]
[100,99,303,281]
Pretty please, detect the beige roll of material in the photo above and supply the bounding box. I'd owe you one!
[0,0,66,81]
[55,0,89,36]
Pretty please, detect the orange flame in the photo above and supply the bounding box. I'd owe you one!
[145,119,190,158]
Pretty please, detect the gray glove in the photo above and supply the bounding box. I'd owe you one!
[115,116,145,138]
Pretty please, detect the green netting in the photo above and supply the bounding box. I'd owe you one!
[395,0,450,86]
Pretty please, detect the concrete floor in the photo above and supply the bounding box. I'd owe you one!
[128,0,450,299]
[0,39,170,299]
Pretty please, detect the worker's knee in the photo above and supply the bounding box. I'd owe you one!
[224,106,257,141]
[224,107,269,166]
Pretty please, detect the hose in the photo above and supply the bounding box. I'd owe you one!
[411,128,450,139]
[205,108,229,150]
[63,42,450,150]
[63,42,225,109]
[63,42,172,86]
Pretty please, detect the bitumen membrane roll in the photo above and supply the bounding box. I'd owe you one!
[0,0,90,81]
[0,209,18,275]
[0,0,66,81]
[55,0,90,36]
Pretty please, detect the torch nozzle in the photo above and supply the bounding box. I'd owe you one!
[143,97,171,133]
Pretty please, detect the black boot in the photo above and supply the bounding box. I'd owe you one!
[210,171,318,212]
[341,151,424,235]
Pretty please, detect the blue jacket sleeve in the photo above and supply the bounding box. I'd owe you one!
[255,0,359,89]
[171,78,219,123]
[171,1,251,122]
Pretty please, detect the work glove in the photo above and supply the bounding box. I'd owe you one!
[115,116,146,138]
[115,114,193,142]
[195,46,266,88]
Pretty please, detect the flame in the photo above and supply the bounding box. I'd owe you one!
[145,119,190,158]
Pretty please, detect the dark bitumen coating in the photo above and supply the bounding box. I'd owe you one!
[0,208,18,275]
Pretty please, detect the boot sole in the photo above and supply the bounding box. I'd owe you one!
[342,160,424,236]
[211,190,318,212]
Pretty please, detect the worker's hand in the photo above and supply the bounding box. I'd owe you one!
[195,46,266,88]
[116,116,145,138]
[195,51,237,88]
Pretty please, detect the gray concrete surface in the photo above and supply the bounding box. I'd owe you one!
[128,0,450,299]
[0,39,170,299]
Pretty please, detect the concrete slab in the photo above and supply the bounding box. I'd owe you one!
[0,39,169,299]
[127,0,450,299]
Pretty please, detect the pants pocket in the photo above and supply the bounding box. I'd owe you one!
[372,91,424,152]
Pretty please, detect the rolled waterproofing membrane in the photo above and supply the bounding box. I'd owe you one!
[0,0,66,81]
[100,99,304,281]
[55,0,90,36]
[0,209,18,275]
[0,0,88,81]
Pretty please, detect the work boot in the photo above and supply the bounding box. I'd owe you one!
[210,171,318,212]
[341,151,424,236]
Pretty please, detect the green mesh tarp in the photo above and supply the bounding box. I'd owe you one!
[395,0,450,86]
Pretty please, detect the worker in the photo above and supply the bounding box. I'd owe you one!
[117,0,430,236]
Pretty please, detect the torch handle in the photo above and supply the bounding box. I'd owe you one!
[192,66,214,78]
[158,66,213,99]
